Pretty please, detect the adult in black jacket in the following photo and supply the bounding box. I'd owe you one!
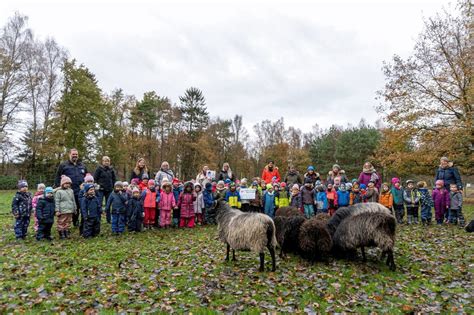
[94,156,116,223]
[435,157,463,190]
[217,162,235,182]
[54,148,88,228]
[130,158,149,183]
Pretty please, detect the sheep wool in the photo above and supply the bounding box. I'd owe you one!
[299,218,333,261]
[275,206,304,218]
[327,202,391,236]
[274,215,306,258]
[216,201,277,272]
[333,211,397,270]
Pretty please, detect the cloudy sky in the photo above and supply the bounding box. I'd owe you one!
[1,0,448,134]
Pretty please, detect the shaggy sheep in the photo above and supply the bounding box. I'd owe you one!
[314,212,330,223]
[216,201,277,271]
[298,217,333,261]
[466,219,474,233]
[274,215,306,258]
[327,203,391,236]
[275,206,304,218]
[332,211,397,270]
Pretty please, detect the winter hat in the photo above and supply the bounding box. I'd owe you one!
[332,164,341,170]
[241,178,248,185]
[172,178,180,185]
[44,187,54,196]
[435,179,444,186]
[114,181,123,187]
[142,174,149,180]
[304,177,313,184]
[280,182,287,188]
[345,182,353,190]
[132,187,140,193]
[251,181,258,187]
[406,179,414,185]
[122,181,129,187]
[131,178,140,186]
[266,183,273,190]
[37,183,46,191]
[205,182,213,191]
[162,182,172,190]
[307,166,315,171]
[18,180,28,189]
[224,178,231,184]
[84,183,95,193]
[317,185,325,192]
[351,178,358,184]
[148,179,155,186]
[184,181,194,190]
[359,184,367,190]
[84,173,94,183]
[60,175,72,186]
[381,182,390,190]
[315,180,321,186]
[162,177,170,184]
[391,177,400,185]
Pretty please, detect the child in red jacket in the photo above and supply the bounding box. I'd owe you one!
[326,183,338,216]
[142,179,159,229]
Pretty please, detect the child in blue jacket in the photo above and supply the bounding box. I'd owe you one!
[35,187,55,241]
[315,185,328,213]
[81,184,102,238]
[11,180,32,240]
[105,181,128,234]
[337,183,350,208]
[263,184,277,218]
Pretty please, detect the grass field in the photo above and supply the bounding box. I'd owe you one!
[0,190,473,313]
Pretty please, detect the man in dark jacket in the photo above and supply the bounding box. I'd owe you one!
[284,165,303,187]
[54,148,88,228]
[94,156,116,223]
[435,157,463,190]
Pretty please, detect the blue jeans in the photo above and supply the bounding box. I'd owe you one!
[97,191,112,223]
[420,205,432,222]
[111,213,126,233]
[14,216,30,239]
[303,204,314,218]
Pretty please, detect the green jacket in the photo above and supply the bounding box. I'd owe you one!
[54,188,77,214]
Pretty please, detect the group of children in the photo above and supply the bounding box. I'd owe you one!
[11,168,466,240]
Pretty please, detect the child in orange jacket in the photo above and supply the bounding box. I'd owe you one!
[379,182,393,212]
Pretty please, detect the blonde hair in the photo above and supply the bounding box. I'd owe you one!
[134,158,148,175]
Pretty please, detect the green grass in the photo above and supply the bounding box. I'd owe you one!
[0,190,473,313]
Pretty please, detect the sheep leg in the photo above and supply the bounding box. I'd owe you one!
[225,244,230,261]
[388,250,396,271]
[232,249,237,261]
[259,253,265,272]
[361,246,367,262]
[268,245,276,272]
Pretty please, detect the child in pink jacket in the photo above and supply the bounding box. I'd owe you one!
[159,182,176,228]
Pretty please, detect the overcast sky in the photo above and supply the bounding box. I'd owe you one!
[1,0,449,134]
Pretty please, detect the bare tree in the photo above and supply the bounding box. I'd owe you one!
[0,13,32,133]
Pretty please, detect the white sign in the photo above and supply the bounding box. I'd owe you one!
[206,170,216,180]
[240,188,256,200]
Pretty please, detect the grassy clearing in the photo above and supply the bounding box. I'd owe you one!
[0,190,473,313]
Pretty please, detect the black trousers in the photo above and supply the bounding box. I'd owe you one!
[37,221,53,240]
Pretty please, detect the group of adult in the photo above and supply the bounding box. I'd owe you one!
[55,148,464,227]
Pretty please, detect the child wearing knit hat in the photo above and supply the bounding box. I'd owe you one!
[11,180,32,239]
[390,177,404,223]
[55,175,76,239]
[432,180,450,225]
[32,183,46,233]
[127,187,144,232]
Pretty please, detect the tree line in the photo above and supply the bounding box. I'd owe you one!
[0,1,472,187]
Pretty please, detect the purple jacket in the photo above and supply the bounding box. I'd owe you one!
[432,188,450,211]
[358,172,381,190]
